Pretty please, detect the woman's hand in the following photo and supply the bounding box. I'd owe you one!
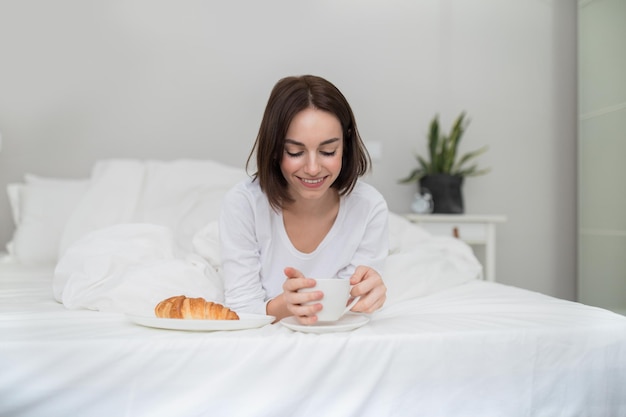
[266,267,323,324]
[349,266,386,313]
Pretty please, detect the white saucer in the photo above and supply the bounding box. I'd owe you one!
[280,313,369,334]
[126,313,274,331]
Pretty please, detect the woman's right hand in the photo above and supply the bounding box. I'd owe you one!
[267,267,322,324]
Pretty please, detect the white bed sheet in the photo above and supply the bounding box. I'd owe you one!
[2,261,626,417]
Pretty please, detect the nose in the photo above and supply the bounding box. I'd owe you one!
[303,153,321,176]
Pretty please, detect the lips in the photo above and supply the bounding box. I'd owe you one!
[298,176,326,188]
[301,178,323,184]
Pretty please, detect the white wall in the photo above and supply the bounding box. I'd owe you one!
[0,0,577,300]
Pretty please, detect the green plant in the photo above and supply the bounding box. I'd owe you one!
[398,112,490,184]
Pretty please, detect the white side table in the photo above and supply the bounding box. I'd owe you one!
[403,214,507,282]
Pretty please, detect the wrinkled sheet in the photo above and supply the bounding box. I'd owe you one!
[2,261,626,417]
[53,223,225,316]
[52,215,482,316]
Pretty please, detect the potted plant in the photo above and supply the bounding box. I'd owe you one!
[399,112,489,214]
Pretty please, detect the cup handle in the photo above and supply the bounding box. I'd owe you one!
[343,296,360,315]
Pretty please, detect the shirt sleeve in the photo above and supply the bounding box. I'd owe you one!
[337,183,390,280]
[218,182,268,315]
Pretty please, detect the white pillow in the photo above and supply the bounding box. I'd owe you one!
[5,183,23,257]
[24,174,87,187]
[6,183,22,225]
[384,236,482,306]
[388,212,432,253]
[384,212,482,306]
[9,176,89,264]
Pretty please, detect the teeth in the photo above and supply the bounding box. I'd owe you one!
[302,178,323,184]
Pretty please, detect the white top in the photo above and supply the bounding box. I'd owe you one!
[219,178,389,314]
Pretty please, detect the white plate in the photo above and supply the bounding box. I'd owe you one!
[126,313,275,331]
[280,313,369,333]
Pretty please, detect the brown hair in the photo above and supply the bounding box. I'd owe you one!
[246,75,371,210]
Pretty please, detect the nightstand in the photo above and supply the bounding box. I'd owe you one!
[403,214,507,282]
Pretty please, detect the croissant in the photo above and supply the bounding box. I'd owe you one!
[155,295,239,320]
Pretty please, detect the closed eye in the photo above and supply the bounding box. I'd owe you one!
[284,138,340,159]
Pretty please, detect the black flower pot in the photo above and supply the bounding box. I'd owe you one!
[419,174,464,214]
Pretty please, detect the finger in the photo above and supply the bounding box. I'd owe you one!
[295,314,319,325]
[283,267,318,294]
[282,274,323,315]
[350,271,381,298]
[362,294,386,313]
[283,276,318,294]
[291,300,322,316]
[285,287,323,307]
[349,265,368,285]
[351,284,387,313]
[350,279,373,298]
[284,267,305,280]
[352,295,383,313]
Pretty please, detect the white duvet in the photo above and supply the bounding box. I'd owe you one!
[52,159,482,316]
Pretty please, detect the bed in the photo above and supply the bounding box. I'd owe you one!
[2,159,625,417]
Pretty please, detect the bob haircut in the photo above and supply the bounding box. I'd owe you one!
[247,75,371,210]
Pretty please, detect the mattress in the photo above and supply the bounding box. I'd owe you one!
[2,260,625,417]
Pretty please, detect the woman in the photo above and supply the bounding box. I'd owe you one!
[219,75,388,324]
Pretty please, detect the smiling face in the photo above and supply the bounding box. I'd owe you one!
[280,107,344,204]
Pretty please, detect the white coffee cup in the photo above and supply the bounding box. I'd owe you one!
[299,278,359,322]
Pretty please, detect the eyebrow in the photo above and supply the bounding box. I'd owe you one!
[284,138,341,147]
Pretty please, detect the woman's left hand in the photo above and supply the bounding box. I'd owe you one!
[349,266,386,313]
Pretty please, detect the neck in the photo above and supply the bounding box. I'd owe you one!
[284,189,339,217]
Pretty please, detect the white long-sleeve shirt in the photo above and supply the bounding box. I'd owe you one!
[218,178,389,314]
